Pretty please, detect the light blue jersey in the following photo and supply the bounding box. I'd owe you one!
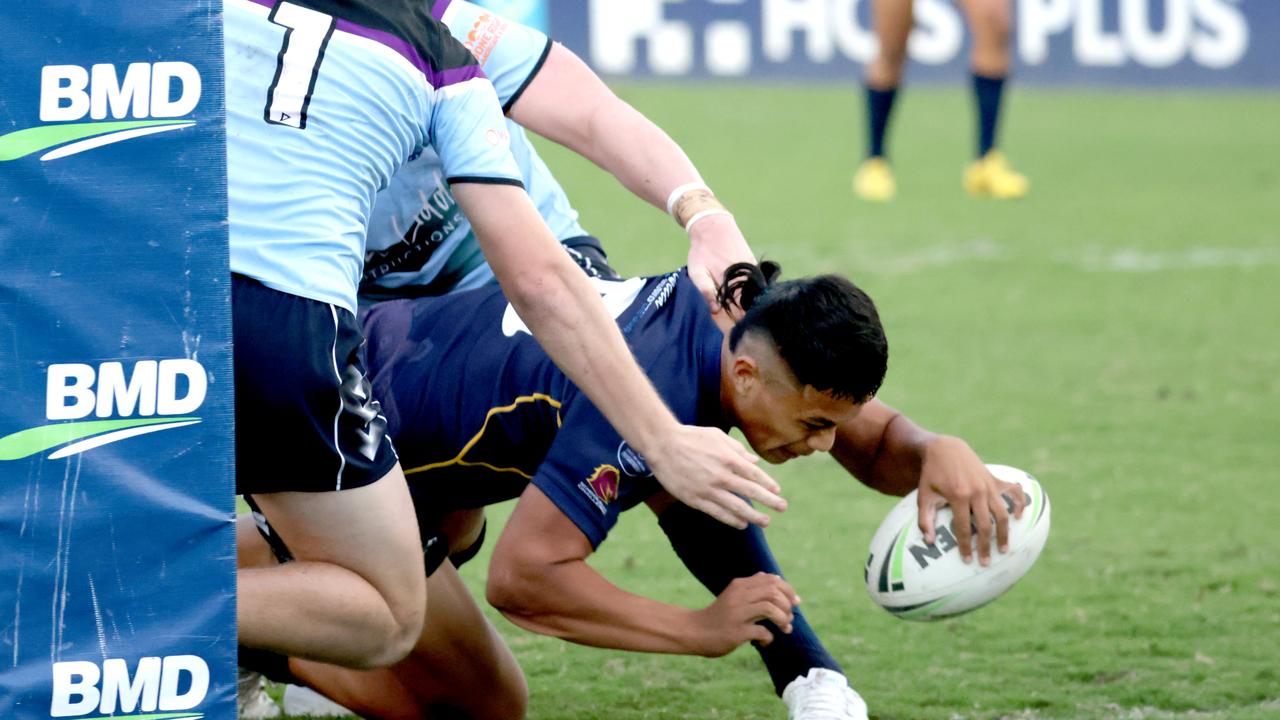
[361,0,588,301]
[225,0,524,314]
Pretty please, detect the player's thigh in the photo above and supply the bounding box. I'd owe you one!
[958,0,1012,42]
[250,467,426,617]
[872,0,914,53]
[439,507,487,556]
[403,559,527,718]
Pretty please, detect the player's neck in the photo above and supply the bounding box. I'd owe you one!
[717,337,740,430]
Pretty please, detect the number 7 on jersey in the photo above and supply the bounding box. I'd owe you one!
[265,1,335,129]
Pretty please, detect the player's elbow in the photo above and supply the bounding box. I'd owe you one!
[500,261,561,313]
[502,257,585,334]
[486,554,548,620]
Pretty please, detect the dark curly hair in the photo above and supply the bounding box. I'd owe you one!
[715,261,888,402]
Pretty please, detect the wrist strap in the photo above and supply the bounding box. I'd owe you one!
[666,182,710,217]
[683,209,733,234]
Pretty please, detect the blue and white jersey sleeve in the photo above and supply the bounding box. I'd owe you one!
[430,76,523,187]
[437,0,552,111]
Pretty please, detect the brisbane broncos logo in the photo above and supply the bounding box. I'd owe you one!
[577,463,622,514]
[587,464,620,504]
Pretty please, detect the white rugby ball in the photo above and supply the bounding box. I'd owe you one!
[864,464,1050,621]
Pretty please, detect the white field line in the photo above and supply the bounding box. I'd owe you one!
[851,241,1280,275]
[856,239,1005,274]
[1067,245,1280,273]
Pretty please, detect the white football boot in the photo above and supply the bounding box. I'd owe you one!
[282,683,357,718]
[782,668,870,720]
[236,669,281,720]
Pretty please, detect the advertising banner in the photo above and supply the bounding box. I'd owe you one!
[0,2,235,719]
[551,0,1279,87]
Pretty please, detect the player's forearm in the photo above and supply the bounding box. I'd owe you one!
[456,183,678,454]
[831,399,936,496]
[579,99,703,212]
[488,559,708,655]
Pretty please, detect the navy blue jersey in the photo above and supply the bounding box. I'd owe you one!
[361,270,724,547]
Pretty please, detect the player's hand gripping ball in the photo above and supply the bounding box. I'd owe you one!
[865,464,1050,621]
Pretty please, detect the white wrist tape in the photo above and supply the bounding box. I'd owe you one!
[683,209,734,234]
[665,182,711,218]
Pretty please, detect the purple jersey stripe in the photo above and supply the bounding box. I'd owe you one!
[431,0,453,20]
[244,0,485,89]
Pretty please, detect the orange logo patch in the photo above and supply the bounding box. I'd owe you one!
[464,12,510,65]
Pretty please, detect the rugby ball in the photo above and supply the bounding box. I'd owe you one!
[864,464,1050,621]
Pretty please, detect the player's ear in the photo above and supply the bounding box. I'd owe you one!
[731,355,760,397]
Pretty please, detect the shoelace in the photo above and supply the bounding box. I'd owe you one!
[236,670,260,699]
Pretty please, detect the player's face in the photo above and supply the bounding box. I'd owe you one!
[735,373,863,465]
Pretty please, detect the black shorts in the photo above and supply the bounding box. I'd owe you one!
[420,521,486,578]
[233,274,398,495]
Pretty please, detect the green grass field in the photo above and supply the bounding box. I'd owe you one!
[273,85,1280,719]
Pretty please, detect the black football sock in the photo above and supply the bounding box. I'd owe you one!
[658,502,843,696]
[865,85,898,159]
[238,645,299,685]
[972,72,1007,158]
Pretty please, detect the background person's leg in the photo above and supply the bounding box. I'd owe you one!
[960,0,1012,79]
[959,0,1030,197]
[855,0,914,200]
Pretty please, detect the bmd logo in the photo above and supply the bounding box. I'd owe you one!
[0,359,207,461]
[0,62,201,162]
[50,655,209,719]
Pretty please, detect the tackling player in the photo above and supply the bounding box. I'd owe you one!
[366,0,1021,560]
[225,0,782,680]
[241,263,1026,720]
[853,0,1030,201]
[356,0,1018,547]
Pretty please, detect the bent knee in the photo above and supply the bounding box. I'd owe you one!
[359,620,421,669]
[870,51,907,85]
[880,44,909,71]
[355,594,426,669]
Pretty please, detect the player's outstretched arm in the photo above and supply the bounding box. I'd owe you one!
[830,398,1027,566]
[453,182,783,529]
[507,43,754,308]
[487,484,796,656]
